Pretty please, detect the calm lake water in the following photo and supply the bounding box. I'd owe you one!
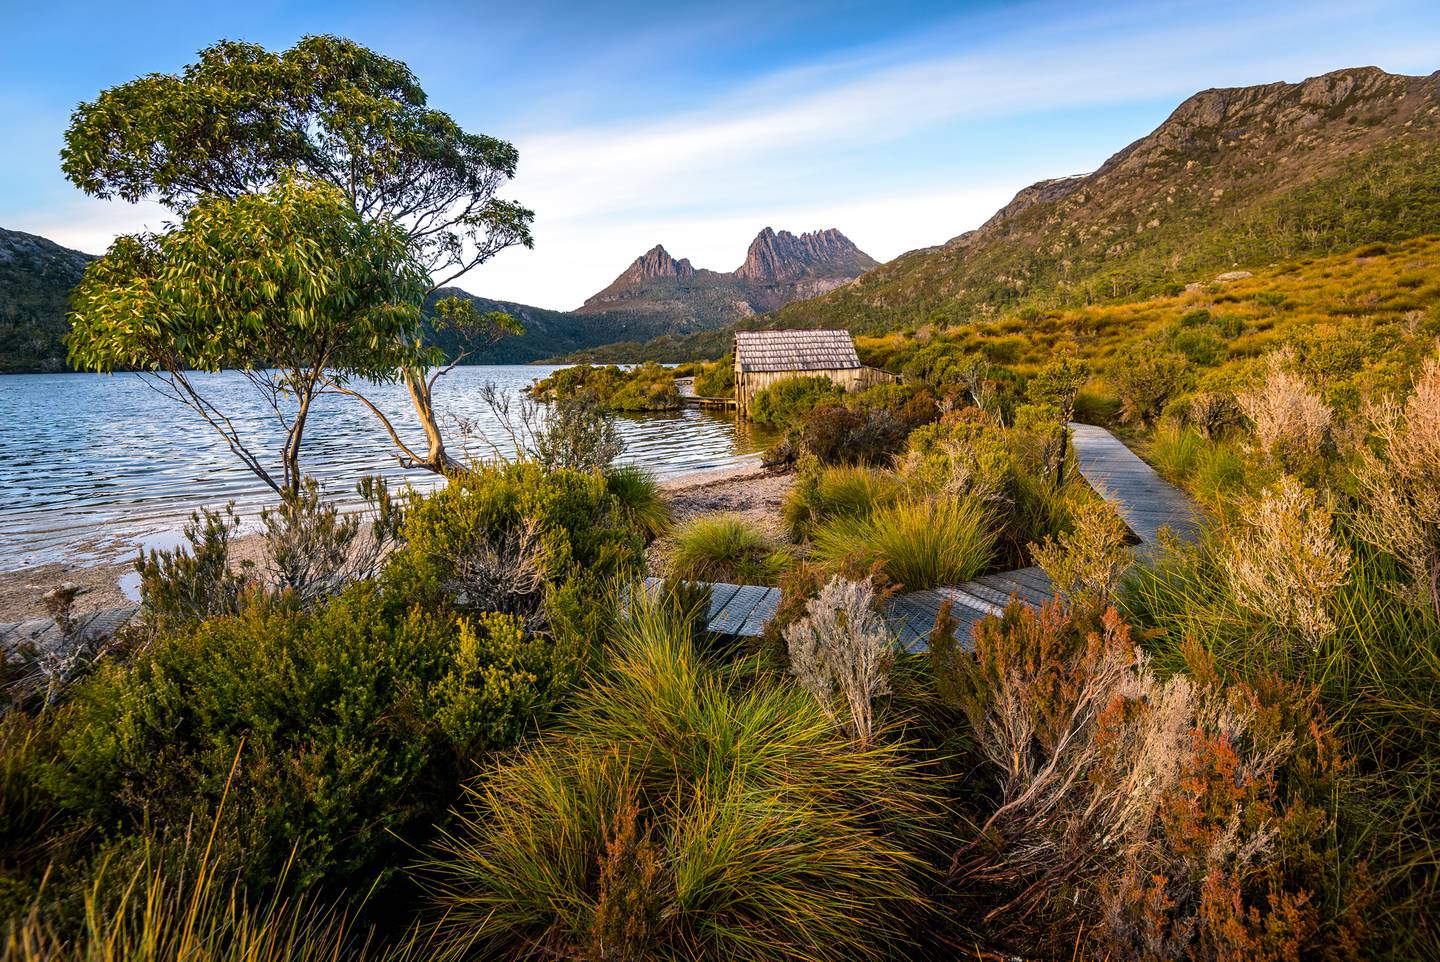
[0,366,766,570]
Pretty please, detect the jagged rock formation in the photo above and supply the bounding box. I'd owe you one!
[575,227,877,331]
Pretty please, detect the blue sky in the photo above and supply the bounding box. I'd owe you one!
[2,0,1437,309]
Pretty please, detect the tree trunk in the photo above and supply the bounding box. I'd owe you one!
[404,368,463,473]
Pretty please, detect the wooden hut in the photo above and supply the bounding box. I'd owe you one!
[733,329,897,417]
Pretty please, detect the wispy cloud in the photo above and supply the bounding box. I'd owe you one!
[6,0,1436,309]
[484,0,1437,306]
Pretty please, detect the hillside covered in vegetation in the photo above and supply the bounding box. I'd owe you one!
[564,66,1440,364]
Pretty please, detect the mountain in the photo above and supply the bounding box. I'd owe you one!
[757,66,1440,335]
[0,223,871,371]
[574,227,878,331]
[0,228,94,373]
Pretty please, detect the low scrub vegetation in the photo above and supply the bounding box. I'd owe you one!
[530,362,681,411]
[665,514,792,585]
[7,238,1439,962]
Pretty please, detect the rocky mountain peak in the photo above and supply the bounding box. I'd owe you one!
[629,244,695,281]
[577,226,878,320]
[735,227,876,283]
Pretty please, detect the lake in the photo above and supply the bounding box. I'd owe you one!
[0,366,766,570]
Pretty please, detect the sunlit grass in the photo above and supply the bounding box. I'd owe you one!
[667,514,793,585]
[811,497,996,591]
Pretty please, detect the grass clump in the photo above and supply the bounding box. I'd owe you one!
[811,498,996,591]
[605,465,671,540]
[424,608,935,962]
[782,463,901,541]
[666,515,792,585]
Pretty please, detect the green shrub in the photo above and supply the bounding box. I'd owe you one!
[768,403,908,468]
[530,363,680,412]
[811,498,995,590]
[398,462,644,613]
[423,611,936,961]
[43,579,567,895]
[783,464,901,541]
[749,376,844,429]
[667,515,792,585]
[1111,347,1188,427]
[692,355,735,398]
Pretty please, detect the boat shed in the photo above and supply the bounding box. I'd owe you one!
[732,329,897,417]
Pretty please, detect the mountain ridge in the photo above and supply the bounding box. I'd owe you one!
[555,65,1440,363]
[575,226,877,328]
[0,223,874,370]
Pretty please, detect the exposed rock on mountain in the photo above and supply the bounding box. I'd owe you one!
[0,228,95,373]
[575,227,877,331]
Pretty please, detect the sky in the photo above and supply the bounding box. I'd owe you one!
[2,0,1437,311]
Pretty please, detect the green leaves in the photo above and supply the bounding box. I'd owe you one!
[67,175,428,380]
[61,34,533,284]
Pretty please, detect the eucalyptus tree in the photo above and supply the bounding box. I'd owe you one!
[62,34,534,473]
[68,176,427,497]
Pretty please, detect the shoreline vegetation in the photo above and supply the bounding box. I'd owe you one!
[4,38,1439,962]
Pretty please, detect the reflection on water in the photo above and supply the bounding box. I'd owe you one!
[0,367,767,569]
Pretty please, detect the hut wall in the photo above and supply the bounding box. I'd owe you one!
[734,365,898,417]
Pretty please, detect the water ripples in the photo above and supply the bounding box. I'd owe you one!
[0,367,767,569]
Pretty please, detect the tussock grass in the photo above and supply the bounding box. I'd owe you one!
[782,464,901,541]
[425,607,938,961]
[605,464,672,539]
[1148,420,1204,480]
[811,498,996,591]
[667,514,792,585]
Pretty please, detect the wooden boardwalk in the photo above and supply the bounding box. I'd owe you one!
[2,425,1201,659]
[1069,423,1203,556]
[644,424,1203,652]
[0,604,141,656]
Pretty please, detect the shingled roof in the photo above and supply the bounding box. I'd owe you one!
[734,329,861,373]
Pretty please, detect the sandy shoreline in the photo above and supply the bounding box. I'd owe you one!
[0,459,787,623]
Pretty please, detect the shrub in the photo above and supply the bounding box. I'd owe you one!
[667,515,792,585]
[1352,355,1440,617]
[935,602,1351,960]
[749,376,844,429]
[259,475,405,607]
[1113,347,1188,427]
[604,465,672,540]
[530,363,679,412]
[423,613,935,961]
[782,463,901,541]
[783,403,908,466]
[1221,476,1352,648]
[811,498,995,590]
[783,576,896,746]
[133,504,251,629]
[1030,497,1132,606]
[532,393,625,471]
[692,355,735,398]
[1187,390,1243,439]
[399,461,643,622]
[136,476,407,628]
[1238,350,1333,474]
[43,578,567,895]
